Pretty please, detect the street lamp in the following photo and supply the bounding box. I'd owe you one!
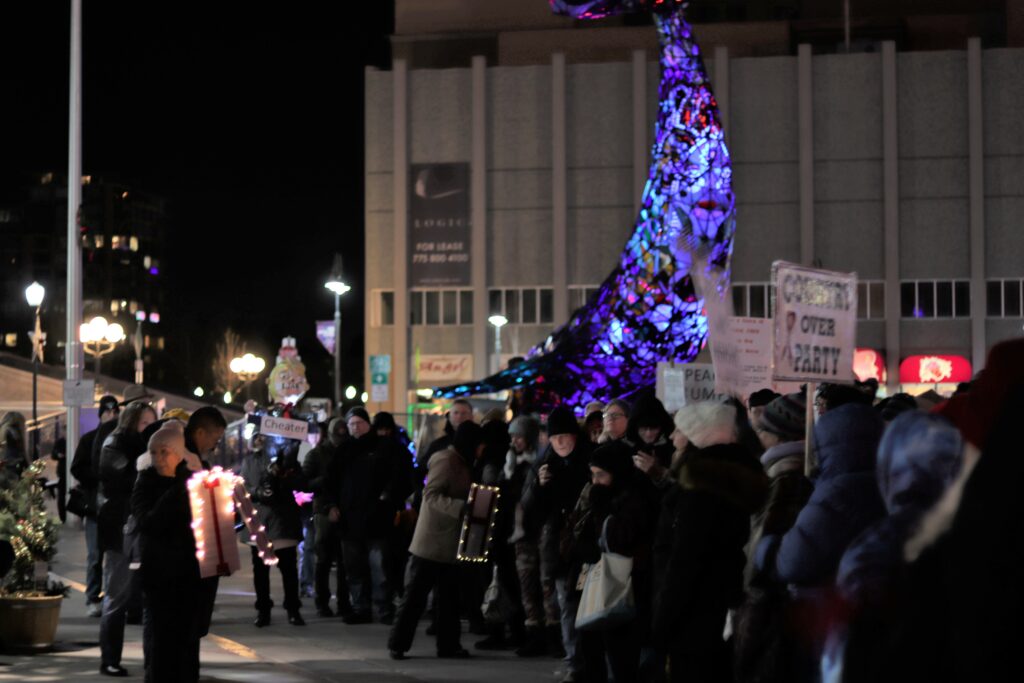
[488,314,508,373]
[79,316,124,377]
[230,352,266,402]
[25,282,45,459]
[324,253,351,411]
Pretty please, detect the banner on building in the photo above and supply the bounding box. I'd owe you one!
[415,354,473,383]
[771,261,857,383]
[409,163,471,287]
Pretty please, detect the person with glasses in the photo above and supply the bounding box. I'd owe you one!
[600,400,632,444]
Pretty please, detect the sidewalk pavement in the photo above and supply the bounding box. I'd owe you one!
[0,512,561,682]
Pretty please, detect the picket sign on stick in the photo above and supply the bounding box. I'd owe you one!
[804,382,816,477]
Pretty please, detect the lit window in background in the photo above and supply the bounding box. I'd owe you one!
[144,335,151,349]
[135,310,146,321]
[111,235,122,250]
[148,311,160,324]
[157,337,165,350]
[82,175,92,185]
[41,172,53,185]
[4,333,16,347]
[129,300,139,314]
[120,300,128,311]
[143,256,151,268]
[121,191,129,199]
[95,235,105,248]
[129,236,139,252]
[110,301,119,315]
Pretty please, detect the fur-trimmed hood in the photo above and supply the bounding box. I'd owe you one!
[679,443,769,514]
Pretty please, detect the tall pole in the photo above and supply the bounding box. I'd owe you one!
[334,292,342,411]
[493,325,502,374]
[32,307,39,460]
[843,0,851,53]
[65,0,84,491]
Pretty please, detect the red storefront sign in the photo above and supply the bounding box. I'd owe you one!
[899,355,972,384]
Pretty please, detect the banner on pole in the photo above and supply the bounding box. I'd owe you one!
[316,320,336,356]
[771,261,857,383]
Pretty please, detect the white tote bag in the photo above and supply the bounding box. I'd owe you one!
[574,518,635,631]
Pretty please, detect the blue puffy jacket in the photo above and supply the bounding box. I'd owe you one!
[755,403,886,589]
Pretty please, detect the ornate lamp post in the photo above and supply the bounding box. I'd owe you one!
[230,352,266,402]
[324,254,351,411]
[25,281,45,458]
[488,314,508,374]
[79,316,125,377]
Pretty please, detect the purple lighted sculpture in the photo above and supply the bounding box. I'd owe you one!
[434,0,735,410]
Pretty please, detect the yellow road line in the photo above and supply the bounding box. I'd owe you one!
[208,634,262,661]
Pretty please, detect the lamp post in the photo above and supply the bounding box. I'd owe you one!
[25,282,45,459]
[230,352,266,403]
[79,316,125,377]
[324,254,351,412]
[488,314,508,373]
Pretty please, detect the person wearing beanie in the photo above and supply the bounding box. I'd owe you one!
[326,407,411,626]
[626,395,676,477]
[131,422,202,682]
[652,439,768,683]
[520,406,593,679]
[673,402,740,451]
[70,394,121,616]
[575,441,659,682]
[747,388,781,430]
[733,392,813,683]
[390,421,481,660]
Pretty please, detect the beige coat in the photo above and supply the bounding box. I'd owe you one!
[409,447,471,564]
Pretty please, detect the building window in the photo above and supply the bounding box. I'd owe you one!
[489,287,555,324]
[732,282,773,319]
[371,290,395,327]
[569,285,600,311]
[4,333,16,347]
[129,236,139,252]
[987,279,1024,317]
[900,280,971,319]
[856,281,885,320]
[409,289,473,326]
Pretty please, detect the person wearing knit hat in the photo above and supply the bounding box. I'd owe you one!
[345,406,371,429]
[747,388,781,431]
[588,440,636,486]
[391,421,478,659]
[673,402,740,451]
[546,406,580,439]
[757,392,806,444]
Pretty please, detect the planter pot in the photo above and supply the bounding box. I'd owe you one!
[0,595,63,652]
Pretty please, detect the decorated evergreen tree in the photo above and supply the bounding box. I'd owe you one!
[0,460,65,596]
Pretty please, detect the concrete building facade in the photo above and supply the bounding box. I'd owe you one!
[365,36,1024,414]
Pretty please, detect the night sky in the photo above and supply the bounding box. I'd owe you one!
[0,1,393,398]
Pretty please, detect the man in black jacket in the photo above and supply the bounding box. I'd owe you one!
[70,395,119,616]
[302,417,352,617]
[325,407,412,625]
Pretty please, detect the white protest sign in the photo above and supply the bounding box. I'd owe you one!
[771,261,857,383]
[63,379,96,408]
[258,415,310,440]
[710,317,773,400]
[657,362,727,412]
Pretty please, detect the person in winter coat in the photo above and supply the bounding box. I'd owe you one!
[389,421,486,659]
[574,441,660,683]
[97,401,157,677]
[599,399,631,443]
[70,394,120,616]
[302,417,352,618]
[520,407,593,680]
[326,407,412,625]
[626,395,676,474]
[651,441,768,683]
[238,435,307,627]
[419,399,474,467]
[832,411,962,683]
[131,423,201,683]
[734,392,813,683]
[754,402,885,681]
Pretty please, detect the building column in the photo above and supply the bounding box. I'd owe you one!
[472,56,489,378]
[632,49,648,214]
[798,44,815,266]
[881,41,901,392]
[552,53,569,323]
[967,37,986,370]
[392,59,409,415]
[712,45,730,133]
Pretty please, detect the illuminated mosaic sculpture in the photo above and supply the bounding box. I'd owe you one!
[435,0,735,409]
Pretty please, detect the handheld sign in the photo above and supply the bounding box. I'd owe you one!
[771,261,857,384]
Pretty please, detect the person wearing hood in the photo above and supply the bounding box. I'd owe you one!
[520,407,593,680]
[238,435,308,627]
[131,422,201,682]
[389,421,485,660]
[303,416,352,618]
[753,402,885,680]
[97,401,157,678]
[325,407,412,625]
[574,441,660,683]
[734,392,813,683]
[832,411,962,683]
[626,395,676,477]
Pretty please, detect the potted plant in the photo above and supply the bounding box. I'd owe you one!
[0,459,67,652]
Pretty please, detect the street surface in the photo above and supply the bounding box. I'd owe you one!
[1,513,559,682]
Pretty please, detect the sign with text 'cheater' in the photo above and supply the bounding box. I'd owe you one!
[259,415,310,440]
[771,261,857,383]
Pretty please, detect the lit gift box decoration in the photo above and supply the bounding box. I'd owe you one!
[188,467,277,578]
[457,483,501,563]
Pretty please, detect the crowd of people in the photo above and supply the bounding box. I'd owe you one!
[47,335,1022,682]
